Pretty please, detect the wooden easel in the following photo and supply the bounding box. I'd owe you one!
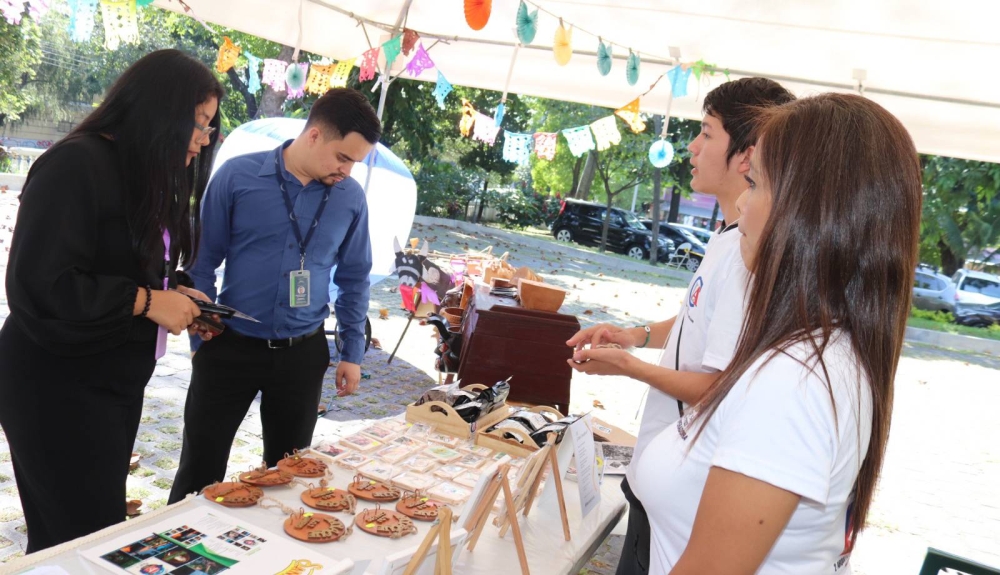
[403,506,454,575]
[496,434,571,542]
[462,464,531,575]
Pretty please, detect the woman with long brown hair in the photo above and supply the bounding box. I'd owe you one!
[628,93,922,573]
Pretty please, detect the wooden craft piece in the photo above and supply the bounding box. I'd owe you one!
[355,506,418,539]
[349,473,401,502]
[301,486,356,514]
[283,510,351,543]
[239,465,294,487]
[396,491,448,522]
[278,453,329,478]
[202,482,263,508]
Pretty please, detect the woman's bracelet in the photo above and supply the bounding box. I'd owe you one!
[140,285,152,318]
[638,325,651,348]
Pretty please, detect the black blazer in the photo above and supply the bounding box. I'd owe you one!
[5,134,174,356]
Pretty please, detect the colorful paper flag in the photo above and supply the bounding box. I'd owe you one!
[402,28,419,56]
[1,0,25,24]
[614,98,646,133]
[305,63,335,95]
[472,113,501,145]
[244,51,263,93]
[330,57,356,88]
[459,100,476,137]
[359,47,379,82]
[99,0,138,51]
[382,34,403,71]
[215,36,241,73]
[399,285,416,312]
[533,132,557,161]
[405,43,435,77]
[262,59,288,91]
[590,116,622,151]
[67,0,98,42]
[503,131,533,165]
[563,126,596,157]
[285,62,308,99]
[667,65,692,98]
[434,71,453,109]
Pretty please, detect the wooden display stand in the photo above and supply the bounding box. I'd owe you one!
[474,406,566,458]
[405,384,511,440]
[457,284,580,414]
[403,506,454,575]
[494,433,571,543]
[461,464,531,575]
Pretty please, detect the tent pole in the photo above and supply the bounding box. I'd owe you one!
[363,0,414,196]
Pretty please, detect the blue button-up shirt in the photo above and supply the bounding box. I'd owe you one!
[188,140,372,363]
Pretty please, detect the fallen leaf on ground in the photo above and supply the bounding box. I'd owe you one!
[584,310,594,315]
[371,338,382,350]
[593,400,605,409]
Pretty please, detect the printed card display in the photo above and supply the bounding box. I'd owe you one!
[428,482,471,505]
[359,424,397,442]
[401,455,437,474]
[391,471,439,493]
[452,470,482,488]
[432,464,466,480]
[357,460,396,483]
[454,454,486,469]
[459,444,493,457]
[82,508,329,574]
[379,418,410,434]
[340,433,382,452]
[312,441,347,458]
[426,432,461,448]
[331,451,371,469]
[405,422,433,438]
[373,443,415,464]
[422,445,462,463]
[390,436,424,450]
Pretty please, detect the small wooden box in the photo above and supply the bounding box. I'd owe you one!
[405,384,510,440]
[474,406,565,458]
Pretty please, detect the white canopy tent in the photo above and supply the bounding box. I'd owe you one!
[153,0,1000,163]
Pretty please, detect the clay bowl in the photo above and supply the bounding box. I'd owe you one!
[441,306,464,327]
[517,279,568,313]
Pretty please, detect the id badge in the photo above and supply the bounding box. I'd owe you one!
[290,269,311,308]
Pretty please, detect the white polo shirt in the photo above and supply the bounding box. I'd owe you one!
[631,333,872,574]
[627,225,748,486]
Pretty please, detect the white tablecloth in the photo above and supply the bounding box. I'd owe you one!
[0,475,626,575]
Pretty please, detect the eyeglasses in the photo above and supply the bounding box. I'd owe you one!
[194,122,216,140]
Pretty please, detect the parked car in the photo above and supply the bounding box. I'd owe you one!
[948,269,1000,307]
[912,266,956,313]
[954,301,1000,327]
[551,199,675,261]
[639,220,706,272]
[673,223,713,245]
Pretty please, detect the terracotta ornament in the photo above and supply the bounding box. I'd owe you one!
[396,490,448,522]
[278,452,329,478]
[301,486,357,514]
[355,504,418,539]
[284,509,352,543]
[202,482,264,508]
[239,464,294,487]
[348,473,401,502]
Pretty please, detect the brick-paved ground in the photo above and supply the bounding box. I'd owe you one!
[1,193,998,573]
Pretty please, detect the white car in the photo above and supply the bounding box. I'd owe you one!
[947,269,1000,307]
[913,268,955,313]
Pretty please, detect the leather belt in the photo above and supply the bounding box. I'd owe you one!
[229,326,324,350]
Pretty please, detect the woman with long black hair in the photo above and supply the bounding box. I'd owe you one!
[0,49,224,552]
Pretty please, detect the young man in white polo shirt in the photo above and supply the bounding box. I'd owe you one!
[567,78,795,575]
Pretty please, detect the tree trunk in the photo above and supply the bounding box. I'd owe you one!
[668,185,681,223]
[258,45,294,118]
[568,156,583,196]
[474,177,488,223]
[225,67,258,120]
[939,238,964,276]
[599,178,613,253]
[574,150,597,200]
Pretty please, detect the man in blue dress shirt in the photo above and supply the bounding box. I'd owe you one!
[168,89,380,503]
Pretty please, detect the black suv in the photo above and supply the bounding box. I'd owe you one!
[551,199,675,261]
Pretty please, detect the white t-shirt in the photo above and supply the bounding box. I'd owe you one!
[628,226,748,485]
[631,333,873,574]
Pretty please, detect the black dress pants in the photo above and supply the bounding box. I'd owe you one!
[0,320,154,552]
[617,476,652,575]
[168,328,330,504]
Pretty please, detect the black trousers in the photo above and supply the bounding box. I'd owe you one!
[617,476,652,575]
[0,320,154,552]
[168,328,330,504]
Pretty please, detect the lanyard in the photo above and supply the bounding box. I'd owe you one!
[273,148,331,269]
